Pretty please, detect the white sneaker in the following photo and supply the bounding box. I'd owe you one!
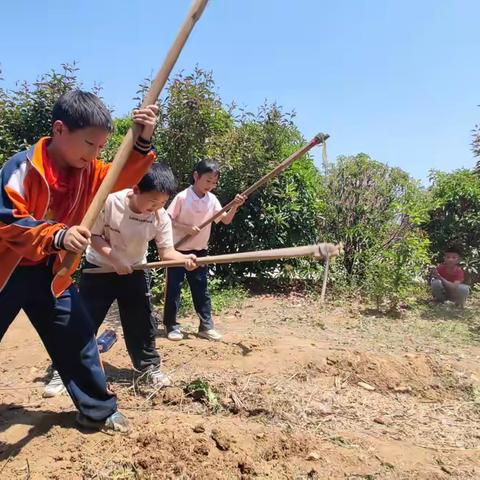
[167,329,183,341]
[43,370,66,398]
[198,329,222,341]
[145,366,172,388]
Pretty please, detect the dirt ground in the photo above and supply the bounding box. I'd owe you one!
[1,294,479,479]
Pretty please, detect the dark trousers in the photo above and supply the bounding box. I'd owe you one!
[79,264,160,372]
[163,249,213,333]
[0,265,116,421]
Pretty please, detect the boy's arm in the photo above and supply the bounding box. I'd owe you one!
[0,163,67,260]
[90,235,133,275]
[88,207,132,275]
[91,105,158,195]
[440,277,461,289]
[171,219,201,236]
[433,267,462,290]
[156,211,197,270]
[158,246,197,270]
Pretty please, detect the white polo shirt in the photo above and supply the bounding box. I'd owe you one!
[167,186,224,251]
[86,189,173,268]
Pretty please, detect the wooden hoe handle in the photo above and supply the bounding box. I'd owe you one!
[57,0,209,277]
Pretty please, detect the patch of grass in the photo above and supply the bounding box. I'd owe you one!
[177,278,248,317]
[355,290,480,347]
[414,297,480,345]
[419,301,477,321]
[185,378,221,412]
[348,300,480,353]
[150,268,248,316]
[210,279,248,311]
[413,317,474,344]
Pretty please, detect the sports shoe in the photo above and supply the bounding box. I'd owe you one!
[76,411,130,433]
[198,329,222,341]
[166,329,183,341]
[144,366,172,388]
[43,369,66,398]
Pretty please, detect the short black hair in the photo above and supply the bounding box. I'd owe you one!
[137,162,177,195]
[190,159,220,184]
[444,245,463,256]
[52,90,113,132]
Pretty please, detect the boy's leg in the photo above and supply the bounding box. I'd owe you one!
[43,270,117,398]
[24,271,117,422]
[78,271,117,335]
[0,268,26,341]
[430,279,447,302]
[116,271,160,371]
[186,252,214,332]
[163,267,186,333]
[453,284,470,307]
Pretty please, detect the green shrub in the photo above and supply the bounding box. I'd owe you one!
[424,169,480,279]
[320,153,430,310]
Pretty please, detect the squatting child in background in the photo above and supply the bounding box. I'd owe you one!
[430,247,470,308]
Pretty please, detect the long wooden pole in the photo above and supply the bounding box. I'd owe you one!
[57,0,209,277]
[320,254,330,303]
[82,243,342,274]
[174,132,329,249]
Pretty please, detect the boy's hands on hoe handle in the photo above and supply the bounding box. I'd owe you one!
[171,222,202,236]
[188,225,202,236]
[231,194,247,208]
[133,105,159,141]
[63,226,91,254]
[110,257,134,275]
[183,254,197,271]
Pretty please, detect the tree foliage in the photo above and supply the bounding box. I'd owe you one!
[141,68,324,281]
[0,64,92,165]
[2,63,479,308]
[321,154,430,309]
[423,169,480,276]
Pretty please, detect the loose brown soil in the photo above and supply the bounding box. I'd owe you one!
[1,294,479,479]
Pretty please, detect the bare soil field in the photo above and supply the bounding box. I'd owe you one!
[1,294,479,479]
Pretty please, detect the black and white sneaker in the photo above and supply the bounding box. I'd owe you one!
[43,369,66,398]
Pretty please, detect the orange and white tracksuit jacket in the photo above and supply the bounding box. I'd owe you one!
[0,137,155,296]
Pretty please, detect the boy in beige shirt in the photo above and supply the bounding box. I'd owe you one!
[45,163,196,394]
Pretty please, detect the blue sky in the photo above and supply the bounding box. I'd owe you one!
[1,0,479,183]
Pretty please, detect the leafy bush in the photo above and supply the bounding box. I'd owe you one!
[145,68,324,282]
[423,169,480,278]
[0,63,94,165]
[363,230,430,311]
[320,153,430,310]
[6,63,471,312]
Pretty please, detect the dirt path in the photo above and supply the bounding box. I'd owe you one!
[1,295,479,479]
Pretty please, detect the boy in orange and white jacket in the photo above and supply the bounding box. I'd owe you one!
[0,90,157,432]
